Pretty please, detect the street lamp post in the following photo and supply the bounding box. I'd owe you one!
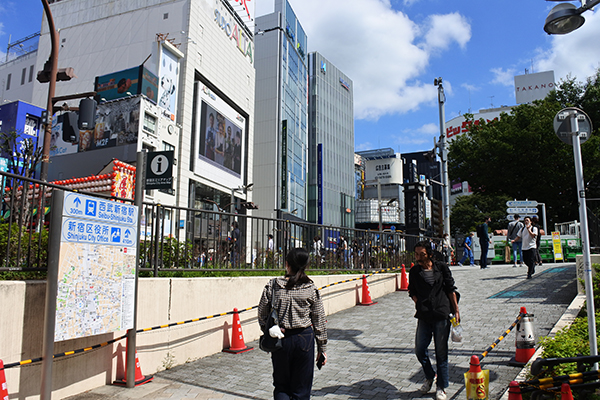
[230,183,253,214]
[435,77,451,239]
[544,0,600,34]
[39,0,59,182]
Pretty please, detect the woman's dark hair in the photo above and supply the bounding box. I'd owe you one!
[285,248,312,288]
[414,240,434,258]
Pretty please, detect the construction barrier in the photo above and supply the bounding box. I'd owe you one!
[507,381,522,400]
[222,308,253,354]
[0,268,401,372]
[358,275,377,306]
[398,264,408,291]
[478,310,525,361]
[0,360,8,400]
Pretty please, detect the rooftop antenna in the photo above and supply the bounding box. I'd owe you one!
[489,96,495,108]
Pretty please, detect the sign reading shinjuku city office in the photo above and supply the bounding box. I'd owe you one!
[54,191,138,342]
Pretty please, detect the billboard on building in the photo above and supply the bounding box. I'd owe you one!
[514,71,555,104]
[94,66,159,104]
[364,157,402,185]
[157,42,183,115]
[445,106,512,142]
[195,84,246,188]
[226,0,255,32]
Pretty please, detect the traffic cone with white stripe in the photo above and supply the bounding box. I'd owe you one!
[358,275,377,306]
[223,308,253,354]
[113,340,153,386]
[509,307,536,366]
[0,359,9,400]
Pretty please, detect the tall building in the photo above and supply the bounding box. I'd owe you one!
[253,0,308,221]
[307,52,354,228]
[16,0,256,218]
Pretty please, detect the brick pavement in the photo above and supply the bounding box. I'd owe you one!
[66,262,578,400]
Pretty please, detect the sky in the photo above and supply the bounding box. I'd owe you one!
[2,0,600,155]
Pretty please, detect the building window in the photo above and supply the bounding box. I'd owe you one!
[21,68,26,85]
[163,13,168,19]
[142,112,157,135]
[6,74,11,90]
[28,65,34,82]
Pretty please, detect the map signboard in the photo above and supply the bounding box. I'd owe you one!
[55,192,138,342]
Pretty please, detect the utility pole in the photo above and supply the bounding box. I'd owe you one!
[435,77,451,239]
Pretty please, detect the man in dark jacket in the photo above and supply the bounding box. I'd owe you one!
[408,241,460,400]
[479,216,492,269]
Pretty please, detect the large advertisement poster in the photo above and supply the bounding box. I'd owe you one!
[158,45,180,115]
[81,96,140,152]
[95,66,159,104]
[365,157,403,185]
[195,85,245,179]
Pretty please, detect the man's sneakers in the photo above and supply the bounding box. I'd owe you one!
[457,262,463,266]
[436,388,447,400]
[420,378,435,393]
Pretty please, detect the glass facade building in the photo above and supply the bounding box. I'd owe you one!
[307,52,355,228]
[253,0,308,221]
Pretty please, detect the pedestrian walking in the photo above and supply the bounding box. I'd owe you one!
[477,216,492,269]
[257,248,328,400]
[512,216,538,279]
[506,214,524,267]
[408,241,460,400]
[442,234,454,265]
[458,232,475,266]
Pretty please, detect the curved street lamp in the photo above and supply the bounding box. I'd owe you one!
[543,0,600,35]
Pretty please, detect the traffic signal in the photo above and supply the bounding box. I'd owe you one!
[240,202,259,210]
[62,112,79,143]
[78,98,97,130]
[40,111,49,125]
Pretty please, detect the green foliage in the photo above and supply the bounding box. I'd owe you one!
[0,129,43,178]
[448,70,600,225]
[0,223,49,271]
[536,264,600,377]
[139,237,194,269]
[537,311,600,376]
[450,193,511,234]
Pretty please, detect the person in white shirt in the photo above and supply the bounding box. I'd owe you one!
[511,216,538,279]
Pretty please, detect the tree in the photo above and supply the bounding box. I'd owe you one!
[450,193,511,235]
[448,70,600,231]
[0,129,43,179]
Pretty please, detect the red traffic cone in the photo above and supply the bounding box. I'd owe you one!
[399,264,408,291]
[358,275,377,306]
[469,355,482,373]
[561,383,574,400]
[508,381,522,400]
[510,307,536,366]
[113,342,153,386]
[223,308,253,354]
[0,359,9,400]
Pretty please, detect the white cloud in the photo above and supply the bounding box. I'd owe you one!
[422,13,471,52]
[490,67,516,87]
[256,0,471,121]
[535,10,600,83]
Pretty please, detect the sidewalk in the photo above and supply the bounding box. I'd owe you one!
[66,262,578,400]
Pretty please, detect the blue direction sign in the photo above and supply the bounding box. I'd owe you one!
[507,207,538,214]
[64,192,137,226]
[506,200,538,207]
[61,218,137,246]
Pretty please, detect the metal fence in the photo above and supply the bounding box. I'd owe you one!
[0,170,435,275]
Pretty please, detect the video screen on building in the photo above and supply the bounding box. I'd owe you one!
[196,85,245,178]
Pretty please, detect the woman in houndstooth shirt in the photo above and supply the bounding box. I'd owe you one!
[258,248,328,400]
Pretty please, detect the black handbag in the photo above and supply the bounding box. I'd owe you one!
[259,279,283,352]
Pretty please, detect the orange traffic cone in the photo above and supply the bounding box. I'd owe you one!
[399,264,408,291]
[358,275,377,306]
[508,381,522,400]
[464,355,489,400]
[0,359,9,400]
[561,383,574,400]
[113,342,153,386]
[223,308,253,354]
[510,307,536,366]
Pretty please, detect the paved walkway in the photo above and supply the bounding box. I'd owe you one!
[67,262,578,400]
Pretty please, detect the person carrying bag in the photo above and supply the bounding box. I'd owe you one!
[259,279,284,352]
[258,248,328,400]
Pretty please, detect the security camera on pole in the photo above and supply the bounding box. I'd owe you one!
[553,107,598,361]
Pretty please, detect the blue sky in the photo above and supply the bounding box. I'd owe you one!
[3,0,600,155]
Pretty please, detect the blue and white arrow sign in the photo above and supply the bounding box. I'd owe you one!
[506,200,538,207]
[506,207,538,214]
[64,192,137,226]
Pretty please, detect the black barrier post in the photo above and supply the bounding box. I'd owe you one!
[126,150,146,388]
[40,189,64,399]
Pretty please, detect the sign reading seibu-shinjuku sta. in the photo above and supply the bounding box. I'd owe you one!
[54,192,138,342]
